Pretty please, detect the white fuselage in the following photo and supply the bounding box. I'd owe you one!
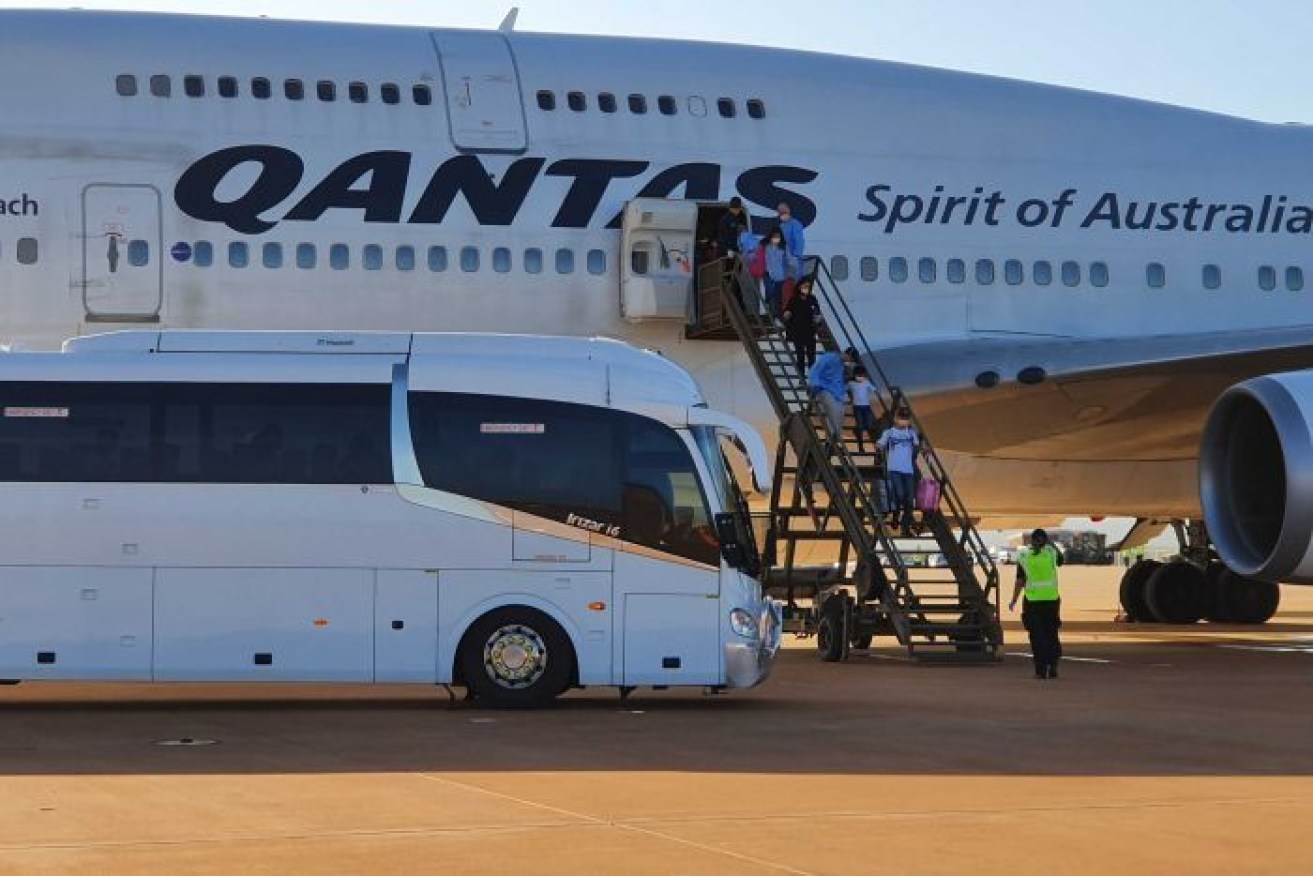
[2,10,1311,517]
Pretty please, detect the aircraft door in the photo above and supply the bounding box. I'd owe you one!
[430,32,528,154]
[81,184,162,322]
[620,198,698,322]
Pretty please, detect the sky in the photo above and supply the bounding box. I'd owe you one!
[8,0,1313,123]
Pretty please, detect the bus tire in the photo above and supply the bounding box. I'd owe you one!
[458,607,574,709]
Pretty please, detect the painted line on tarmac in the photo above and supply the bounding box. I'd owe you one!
[417,773,815,876]
[1219,643,1313,654]
[1007,652,1114,664]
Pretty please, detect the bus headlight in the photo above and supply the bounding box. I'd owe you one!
[729,608,757,639]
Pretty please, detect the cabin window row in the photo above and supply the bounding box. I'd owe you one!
[535,89,766,119]
[188,242,608,275]
[831,256,1110,289]
[114,74,433,106]
[0,238,40,266]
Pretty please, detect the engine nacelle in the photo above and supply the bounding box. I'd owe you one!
[1200,371,1313,583]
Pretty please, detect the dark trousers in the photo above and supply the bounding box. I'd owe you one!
[887,470,915,532]
[792,336,816,377]
[1022,598,1062,676]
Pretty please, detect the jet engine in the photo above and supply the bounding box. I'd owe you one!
[1200,371,1313,584]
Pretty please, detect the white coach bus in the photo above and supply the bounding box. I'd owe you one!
[0,331,780,707]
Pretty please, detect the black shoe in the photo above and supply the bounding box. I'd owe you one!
[1047,665,1059,679]
[1034,671,1047,680]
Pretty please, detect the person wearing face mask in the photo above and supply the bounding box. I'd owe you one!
[877,407,920,537]
[717,197,748,258]
[776,202,806,278]
[783,277,822,379]
[761,226,791,317]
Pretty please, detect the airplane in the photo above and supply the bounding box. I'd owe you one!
[0,8,1307,624]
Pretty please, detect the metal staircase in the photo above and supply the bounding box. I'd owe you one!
[704,255,1002,663]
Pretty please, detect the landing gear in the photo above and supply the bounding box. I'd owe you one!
[1116,519,1281,625]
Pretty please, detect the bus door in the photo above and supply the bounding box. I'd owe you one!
[430,31,528,154]
[619,198,698,323]
[81,184,162,323]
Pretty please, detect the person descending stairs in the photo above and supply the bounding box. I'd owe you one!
[703,253,1003,663]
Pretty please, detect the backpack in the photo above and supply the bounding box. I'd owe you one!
[749,245,767,279]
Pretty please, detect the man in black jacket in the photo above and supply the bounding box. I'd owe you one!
[717,197,748,258]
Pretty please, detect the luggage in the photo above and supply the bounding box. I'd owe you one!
[916,478,941,514]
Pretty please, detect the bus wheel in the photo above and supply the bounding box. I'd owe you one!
[459,607,573,708]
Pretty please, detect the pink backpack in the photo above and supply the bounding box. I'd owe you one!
[916,478,941,514]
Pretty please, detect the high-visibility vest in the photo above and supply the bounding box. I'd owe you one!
[1019,546,1061,602]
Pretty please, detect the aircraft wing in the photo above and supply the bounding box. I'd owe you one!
[875,327,1313,463]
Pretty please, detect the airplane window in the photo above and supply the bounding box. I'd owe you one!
[285,79,304,101]
[1004,259,1023,285]
[461,246,480,272]
[1287,267,1304,291]
[746,99,766,119]
[567,91,586,112]
[127,240,150,268]
[628,94,647,114]
[536,90,555,111]
[524,248,544,274]
[975,259,995,285]
[493,247,512,273]
[251,78,272,100]
[363,244,384,271]
[116,75,138,97]
[330,243,350,270]
[16,238,38,265]
[1033,260,1053,286]
[396,245,416,272]
[228,242,249,269]
[381,83,401,105]
[1258,265,1276,291]
[193,241,213,268]
[658,95,677,116]
[1062,261,1081,287]
[598,93,617,113]
[218,76,238,99]
[717,98,736,118]
[918,257,936,284]
[946,258,966,284]
[413,85,433,106]
[554,246,575,274]
[427,246,448,272]
[860,257,878,282]
[831,256,849,281]
[687,96,707,117]
[1144,260,1165,287]
[1090,261,1109,287]
[296,243,316,270]
[184,75,204,98]
[889,257,908,283]
[262,243,283,269]
[631,250,649,275]
[587,250,607,275]
[1202,264,1221,290]
[348,82,368,104]
[317,81,336,102]
[150,75,171,98]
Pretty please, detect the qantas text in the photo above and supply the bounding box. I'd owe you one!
[175,146,819,234]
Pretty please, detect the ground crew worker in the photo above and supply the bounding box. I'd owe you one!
[1009,528,1064,679]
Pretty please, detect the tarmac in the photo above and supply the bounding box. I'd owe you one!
[0,566,1310,874]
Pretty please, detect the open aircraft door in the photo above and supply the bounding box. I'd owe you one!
[431,32,527,154]
[619,198,698,322]
[81,184,162,323]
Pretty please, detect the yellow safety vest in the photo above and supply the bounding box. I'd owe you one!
[1019,546,1060,602]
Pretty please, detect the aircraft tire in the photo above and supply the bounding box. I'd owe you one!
[1204,563,1232,622]
[1118,559,1159,622]
[1216,570,1281,625]
[1145,561,1208,624]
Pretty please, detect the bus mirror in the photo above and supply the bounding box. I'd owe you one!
[715,512,758,575]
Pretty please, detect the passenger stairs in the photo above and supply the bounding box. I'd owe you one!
[697,256,1002,663]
